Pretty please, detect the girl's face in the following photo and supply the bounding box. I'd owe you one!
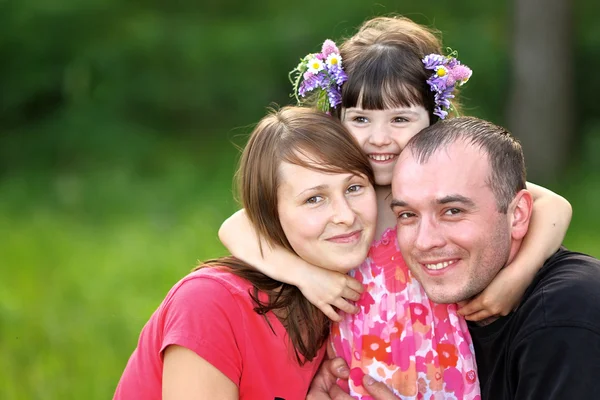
[341,105,430,186]
[277,160,377,273]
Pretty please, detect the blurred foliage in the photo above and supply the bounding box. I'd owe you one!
[0,0,598,398]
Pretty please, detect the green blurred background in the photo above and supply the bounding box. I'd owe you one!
[1,0,598,398]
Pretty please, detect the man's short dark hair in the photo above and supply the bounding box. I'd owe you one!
[405,117,526,213]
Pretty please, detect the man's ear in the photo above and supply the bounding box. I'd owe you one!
[509,189,533,241]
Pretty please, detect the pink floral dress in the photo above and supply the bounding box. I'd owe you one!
[331,228,481,399]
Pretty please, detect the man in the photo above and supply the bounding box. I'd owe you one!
[308,117,600,399]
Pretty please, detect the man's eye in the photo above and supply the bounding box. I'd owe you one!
[397,212,415,219]
[445,208,462,215]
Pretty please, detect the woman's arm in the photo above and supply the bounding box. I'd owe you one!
[458,182,572,321]
[219,210,363,321]
[163,345,238,400]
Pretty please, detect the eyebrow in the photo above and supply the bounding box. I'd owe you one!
[295,174,357,198]
[390,194,476,209]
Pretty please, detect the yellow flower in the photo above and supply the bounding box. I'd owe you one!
[326,53,342,68]
[435,66,448,77]
[307,57,324,74]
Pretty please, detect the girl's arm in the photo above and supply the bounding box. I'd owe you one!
[219,209,363,321]
[458,182,572,321]
[162,345,238,400]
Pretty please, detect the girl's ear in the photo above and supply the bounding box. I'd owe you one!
[509,189,534,241]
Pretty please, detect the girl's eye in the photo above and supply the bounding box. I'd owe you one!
[392,116,409,123]
[346,184,363,193]
[306,196,323,205]
[352,116,368,123]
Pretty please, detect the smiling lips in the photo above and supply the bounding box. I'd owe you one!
[368,153,397,163]
[423,259,457,271]
[326,230,362,244]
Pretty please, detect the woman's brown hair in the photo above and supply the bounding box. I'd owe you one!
[334,16,463,122]
[196,106,374,364]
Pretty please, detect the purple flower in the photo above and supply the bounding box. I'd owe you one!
[327,87,342,108]
[299,72,323,97]
[321,39,340,57]
[328,65,348,86]
[422,54,446,69]
[422,51,473,119]
[449,64,472,84]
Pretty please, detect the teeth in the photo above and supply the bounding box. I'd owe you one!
[369,154,395,161]
[425,260,455,270]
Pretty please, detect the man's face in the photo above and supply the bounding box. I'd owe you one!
[391,141,512,303]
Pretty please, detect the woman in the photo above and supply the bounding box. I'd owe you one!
[113,106,378,399]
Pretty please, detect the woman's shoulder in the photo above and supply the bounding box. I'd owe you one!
[171,267,252,300]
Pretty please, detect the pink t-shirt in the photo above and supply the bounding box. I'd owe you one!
[114,267,326,400]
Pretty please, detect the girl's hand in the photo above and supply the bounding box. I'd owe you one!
[296,265,364,322]
[457,264,528,321]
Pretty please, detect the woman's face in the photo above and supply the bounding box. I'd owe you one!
[277,160,377,272]
[341,105,430,186]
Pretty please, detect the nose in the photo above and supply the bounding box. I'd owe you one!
[331,196,356,226]
[368,123,392,147]
[414,216,446,251]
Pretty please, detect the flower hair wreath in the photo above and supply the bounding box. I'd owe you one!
[422,49,473,119]
[289,39,347,113]
[290,41,473,119]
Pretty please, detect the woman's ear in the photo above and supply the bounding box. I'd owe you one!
[509,189,534,241]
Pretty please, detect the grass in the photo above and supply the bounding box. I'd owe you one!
[1,142,598,399]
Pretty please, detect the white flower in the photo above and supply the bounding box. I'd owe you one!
[325,53,342,68]
[435,65,449,77]
[307,57,324,74]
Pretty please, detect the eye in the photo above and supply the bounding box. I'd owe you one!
[397,211,416,220]
[346,184,363,194]
[352,116,368,123]
[305,195,323,205]
[444,208,462,216]
[392,116,409,123]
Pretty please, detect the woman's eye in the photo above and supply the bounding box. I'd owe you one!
[306,196,323,205]
[346,184,363,193]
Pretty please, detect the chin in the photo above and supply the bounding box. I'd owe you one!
[422,287,463,305]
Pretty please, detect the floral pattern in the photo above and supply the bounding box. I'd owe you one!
[331,228,481,399]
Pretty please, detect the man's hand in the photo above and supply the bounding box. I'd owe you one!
[361,375,400,399]
[307,358,401,400]
[307,357,352,400]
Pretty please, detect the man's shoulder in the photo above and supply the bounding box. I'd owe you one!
[516,247,600,331]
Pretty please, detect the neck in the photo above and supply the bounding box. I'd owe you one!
[375,185,395,238]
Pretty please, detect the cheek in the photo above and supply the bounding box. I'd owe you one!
[279,206,327,244]
[343,124,366,147]
[355,192,377,223]
[396,224,417,252]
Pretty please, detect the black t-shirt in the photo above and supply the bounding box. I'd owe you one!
[468,247,600,399]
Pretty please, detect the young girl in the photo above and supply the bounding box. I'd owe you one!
[113,107,379,400]
[219,16,572,399]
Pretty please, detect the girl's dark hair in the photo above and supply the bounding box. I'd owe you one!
[334,16,463,122]
[196,106,374,364]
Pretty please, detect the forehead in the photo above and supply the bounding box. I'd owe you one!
[393,141,492,202]
[278,161,351,193]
